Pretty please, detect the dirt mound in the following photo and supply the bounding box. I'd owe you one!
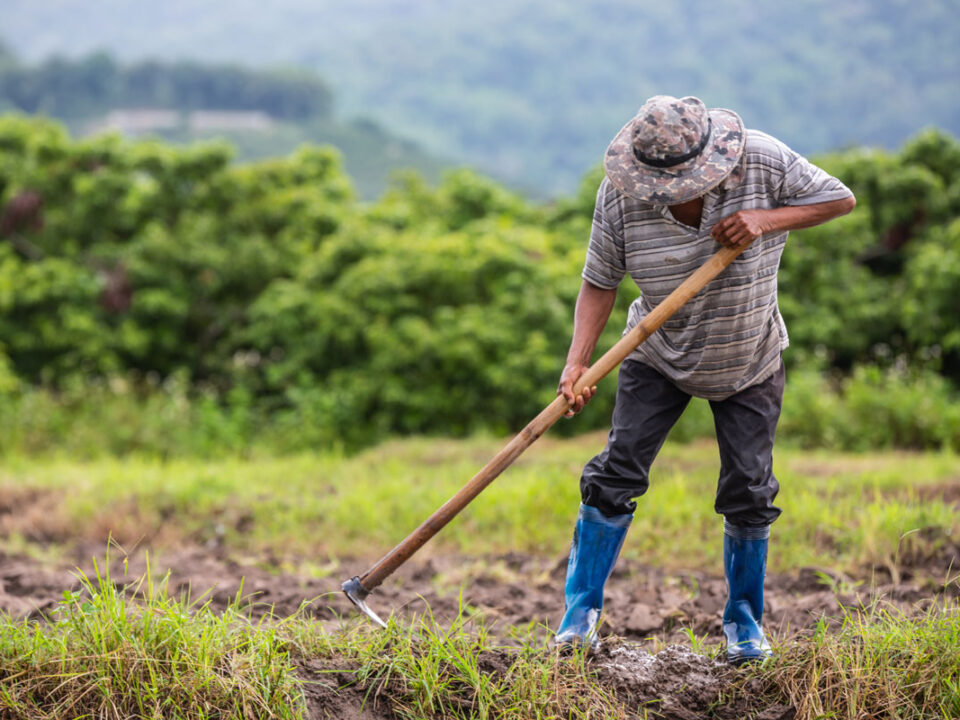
[596,644,730,719]
[295,658,394,720]
[594,644,794,720]
[292,642,795,720]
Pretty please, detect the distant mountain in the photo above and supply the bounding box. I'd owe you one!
[0,48,446,198]
[4,0,958,195]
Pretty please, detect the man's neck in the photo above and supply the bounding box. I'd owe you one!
[668,197,704,229]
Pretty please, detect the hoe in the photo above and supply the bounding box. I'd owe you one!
[342,242,753,626]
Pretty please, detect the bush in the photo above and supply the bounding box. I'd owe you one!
[0,116,958,452]
[780,366,960,451]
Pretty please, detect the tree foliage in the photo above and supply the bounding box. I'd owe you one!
[0,116,957,449]
[0,53,332,121]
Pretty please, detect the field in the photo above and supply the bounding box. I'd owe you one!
[1,432,958,719]
[2,15,959,718]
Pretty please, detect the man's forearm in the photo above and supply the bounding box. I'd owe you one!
[711,195,856,247]
[762,196,857,233]
[567,280,618,366]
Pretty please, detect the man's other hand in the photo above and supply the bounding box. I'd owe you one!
[558,363,597,418]
[710,209,768,248]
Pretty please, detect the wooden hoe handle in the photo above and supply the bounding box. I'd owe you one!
[348,242,750,595]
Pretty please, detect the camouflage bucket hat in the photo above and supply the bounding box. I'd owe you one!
[604,95,745,204]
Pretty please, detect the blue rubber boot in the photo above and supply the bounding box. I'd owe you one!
[555,503,632,649]
[722,520,772,665]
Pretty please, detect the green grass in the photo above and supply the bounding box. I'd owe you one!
[762,601,960,719]
[0,556,627,719]
[0,434,960,573]
[296,609,623,719]
[0,555,303,719]
[2,557,959,719]
[0,434,956,575]
[1,434,957,718]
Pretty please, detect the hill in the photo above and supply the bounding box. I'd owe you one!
[2,0,958,195]
[0,48,447,198]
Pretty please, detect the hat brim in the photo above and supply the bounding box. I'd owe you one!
[604,108,745,204]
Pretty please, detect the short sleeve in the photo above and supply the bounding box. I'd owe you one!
[776,141,854,207]
[581,178,626,289]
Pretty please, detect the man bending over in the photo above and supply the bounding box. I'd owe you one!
[555,95,855,664]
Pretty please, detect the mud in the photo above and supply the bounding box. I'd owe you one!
[594,644,795,720]
[2,542,957,640]
[1,535,956,720]
[295,658,394,720]
[294,639,795,720]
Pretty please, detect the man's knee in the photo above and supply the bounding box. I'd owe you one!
[580,451,650,517]
[716,467,781,526]
[577,362,689,518]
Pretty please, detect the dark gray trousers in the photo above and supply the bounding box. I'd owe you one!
[581,359,784,527]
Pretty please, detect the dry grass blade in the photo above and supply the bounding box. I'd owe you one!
[756,599,960,720]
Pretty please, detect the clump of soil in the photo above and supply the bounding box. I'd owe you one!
[295,658,395,720]
[293,641,794,720]
[596,644,730,718]
[594,644,794,720]
[0,552,77,619]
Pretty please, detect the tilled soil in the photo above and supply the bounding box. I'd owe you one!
[4,545,954,638]
[294,643,795,720]
[1,544,956,719]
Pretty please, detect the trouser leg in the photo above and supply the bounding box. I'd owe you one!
[709,360,785,527]
[556,361,690,647]
[580,360,692,517]
[709,359,784,663]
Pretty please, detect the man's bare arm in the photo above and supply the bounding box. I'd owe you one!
[558,279,618,417]
[711,195,857,248]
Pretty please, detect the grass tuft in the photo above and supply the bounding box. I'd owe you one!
[757,599,960,719]
[0,553,304,719]
[3,557,960,720]
[290,601,624,719]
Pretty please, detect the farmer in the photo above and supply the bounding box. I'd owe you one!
[555,95,856,663]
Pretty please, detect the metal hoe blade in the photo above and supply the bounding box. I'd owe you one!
[341,576,388,628]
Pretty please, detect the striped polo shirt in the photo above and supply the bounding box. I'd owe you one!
[582,129,854,400]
